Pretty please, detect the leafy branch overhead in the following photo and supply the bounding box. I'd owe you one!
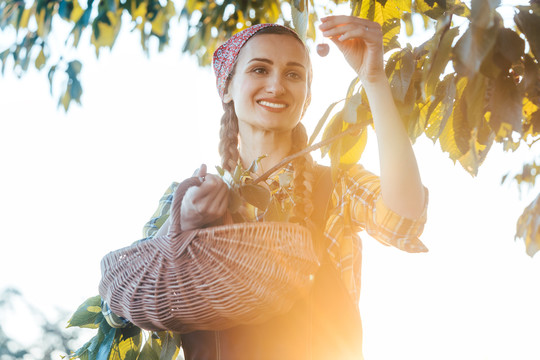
[2,1,540,251]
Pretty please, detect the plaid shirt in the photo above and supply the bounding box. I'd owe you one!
[103,164,428,327]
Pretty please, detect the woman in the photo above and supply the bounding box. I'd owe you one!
[100,15,428,360]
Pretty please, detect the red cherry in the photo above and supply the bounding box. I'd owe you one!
[316,43,329,57]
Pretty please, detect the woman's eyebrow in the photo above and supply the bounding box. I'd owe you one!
[248,57,306,69]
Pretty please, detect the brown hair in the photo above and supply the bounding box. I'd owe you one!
[218,26,315,226]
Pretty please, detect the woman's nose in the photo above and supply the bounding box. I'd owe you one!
[265,74,285,95]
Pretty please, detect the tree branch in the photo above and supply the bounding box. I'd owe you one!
[252,123,365,185]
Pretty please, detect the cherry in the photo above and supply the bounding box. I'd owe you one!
[316,43,329,57]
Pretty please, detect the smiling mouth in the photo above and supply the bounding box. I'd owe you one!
[257,100,288,109]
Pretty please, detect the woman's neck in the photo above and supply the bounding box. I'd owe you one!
[238,126,292,176]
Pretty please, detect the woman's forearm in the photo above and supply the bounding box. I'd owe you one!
[364,77,425,219]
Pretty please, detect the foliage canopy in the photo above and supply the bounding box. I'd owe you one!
[3,0,537,256]
[1,1,539,235]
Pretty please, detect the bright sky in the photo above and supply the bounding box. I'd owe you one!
[1,6,540,360]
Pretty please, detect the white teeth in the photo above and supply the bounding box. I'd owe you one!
[258,100,287,109]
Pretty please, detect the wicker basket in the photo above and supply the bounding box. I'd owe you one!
[99,222,320,333]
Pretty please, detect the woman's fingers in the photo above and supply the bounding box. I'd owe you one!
[320,17,381,42]
[319,15,385,82]
[181,173,228,227]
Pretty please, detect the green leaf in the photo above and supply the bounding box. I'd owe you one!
[382,18,401,53]
[388,47,415,102]
[425,73,457,140]
[264,198,289,222]
[47,64,56,95]
[493,28,525,70]
[402,12,414,36]
[96,323,116,360]
[453,19,499,77]
[522,55,540,99]
[239,184,270,210]
[470,0,499,29]
[415,0,446,19]
[157,332,181,360]
[346,76,360,99]
[0,49,9,75]
[320,111,344,157]
[67,295,103,329]
[67,60,82,78]
[439,76,467,161]
[515,193,540,257]
[247,155,267,174]
[343,93,363,124]
[515,8,540,61]
[424,26,459,98]
[227,189,242,213]
[291,0,308,40]
[308,100,341,146]
[463,72,488,131]
[137,341,160,360]
[216,166,225,177]
[488,72,523,138]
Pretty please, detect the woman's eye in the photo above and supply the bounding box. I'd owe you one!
[253,67,267,74]
[287,72,302,80]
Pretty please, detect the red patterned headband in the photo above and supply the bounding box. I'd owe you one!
[213,23,284,100]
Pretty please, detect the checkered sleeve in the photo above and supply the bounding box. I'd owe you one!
[102,182,179,328]
[142,182,179,240]
[345,165,428,253]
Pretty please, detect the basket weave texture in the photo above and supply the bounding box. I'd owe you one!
[99,222,320,333]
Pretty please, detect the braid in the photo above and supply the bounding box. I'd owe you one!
[219,102,240,172]
[290,123,315,227]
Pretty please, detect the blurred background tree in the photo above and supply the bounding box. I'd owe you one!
[0,287,81,359]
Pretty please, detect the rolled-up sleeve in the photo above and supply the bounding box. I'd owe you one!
[342,165,428,253]
[141,182,178,240]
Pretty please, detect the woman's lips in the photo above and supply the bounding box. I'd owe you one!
[257,99,288,111]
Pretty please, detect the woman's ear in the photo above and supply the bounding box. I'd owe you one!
[223,90,233,104]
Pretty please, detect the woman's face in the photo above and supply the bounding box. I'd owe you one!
[223,33,310,134]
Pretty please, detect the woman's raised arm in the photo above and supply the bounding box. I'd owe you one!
[320,15,426,219]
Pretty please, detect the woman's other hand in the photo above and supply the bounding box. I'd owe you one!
[319,15,385,84]
[177,165,229,231]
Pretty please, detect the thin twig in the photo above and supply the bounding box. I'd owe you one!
[529,137,540,147]
[252,123,365,185]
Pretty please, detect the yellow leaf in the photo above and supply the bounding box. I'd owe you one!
[34,48,46,70]
[131,1,147,19]
[523,97,538,121]
[165,0,176,17]
[339,128,367,165]
[19,8,31,29]
[151,11,166,36]
[60,90,70,111]
[439,77,467,161]
[70,0,84,22]
[91,11,122,54]
[36,9,47,38]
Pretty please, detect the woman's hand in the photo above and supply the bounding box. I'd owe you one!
[319,15,385,84]
[177,165,229,231]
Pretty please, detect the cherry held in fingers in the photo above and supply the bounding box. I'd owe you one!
[316,43,329,57]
